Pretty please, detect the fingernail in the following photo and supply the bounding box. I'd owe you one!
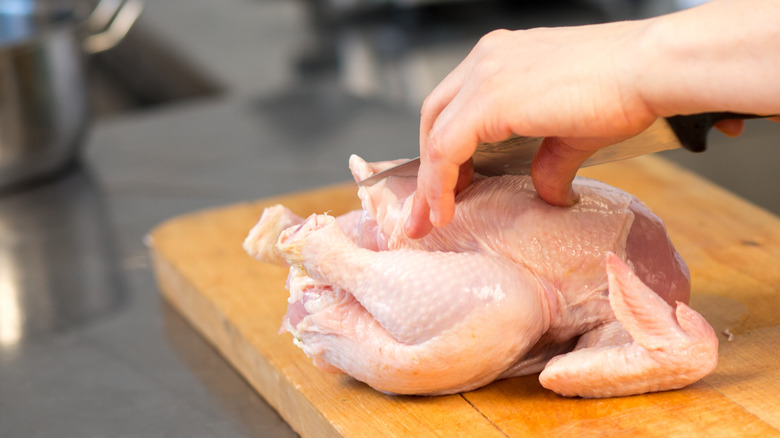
[429,208,440,226]
[404,212,413,234]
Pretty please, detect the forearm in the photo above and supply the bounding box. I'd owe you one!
[635,0,780,117]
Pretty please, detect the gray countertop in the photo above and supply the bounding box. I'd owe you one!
[1,1,778,437]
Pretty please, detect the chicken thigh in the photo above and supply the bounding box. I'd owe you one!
[244,155,718,398]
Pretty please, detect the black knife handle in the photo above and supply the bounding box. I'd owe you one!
[666,112,770,152]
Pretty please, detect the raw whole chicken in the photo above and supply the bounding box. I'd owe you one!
[243,155,718,398]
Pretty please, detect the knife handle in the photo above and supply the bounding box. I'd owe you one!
[665,112,770,152]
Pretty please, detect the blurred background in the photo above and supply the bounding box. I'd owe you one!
[87,0,779,213]
[1,1,777,437]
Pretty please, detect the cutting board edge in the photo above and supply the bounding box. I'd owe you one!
[145,157,780,436]
[148,243,346,438]
[146,189,532,438]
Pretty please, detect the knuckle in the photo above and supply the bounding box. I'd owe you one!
[477,76,501,103]
[479,29,511,48]
[420,96,439,125]
[425,130,448,161]
[426,188,443,204]
[421,94,436,115]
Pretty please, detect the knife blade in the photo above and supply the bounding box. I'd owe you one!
[357,112,768,187]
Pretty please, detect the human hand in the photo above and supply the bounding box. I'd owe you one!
[405,0,780,240]
[405,23,657,239]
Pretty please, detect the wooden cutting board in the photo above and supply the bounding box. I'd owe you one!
[148,155,780,437]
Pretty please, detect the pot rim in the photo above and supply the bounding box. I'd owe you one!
[0,2,93,47]
[0,0,142,53]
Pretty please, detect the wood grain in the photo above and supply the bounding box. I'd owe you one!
[149,155,780,437]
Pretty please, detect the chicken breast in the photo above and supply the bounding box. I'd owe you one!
[244,155,718,398]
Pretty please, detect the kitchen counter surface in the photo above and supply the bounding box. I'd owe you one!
[1,1,778,437]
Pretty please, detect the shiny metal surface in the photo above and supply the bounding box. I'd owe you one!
[357,157,420,186]
[358,118,679,185]
[0,167,124,343]
[0,21,89,190]
[0,0,140,191]
[1,1,778,437]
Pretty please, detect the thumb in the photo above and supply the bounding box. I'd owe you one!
[531,137,599,207]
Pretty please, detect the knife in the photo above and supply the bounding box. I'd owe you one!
[357,112,768,186]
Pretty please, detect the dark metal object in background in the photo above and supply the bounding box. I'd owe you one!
[0,0,142,192]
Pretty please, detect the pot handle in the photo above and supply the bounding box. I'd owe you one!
[83,0,144,54]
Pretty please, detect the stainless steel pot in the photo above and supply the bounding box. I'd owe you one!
[0,0,142,192]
